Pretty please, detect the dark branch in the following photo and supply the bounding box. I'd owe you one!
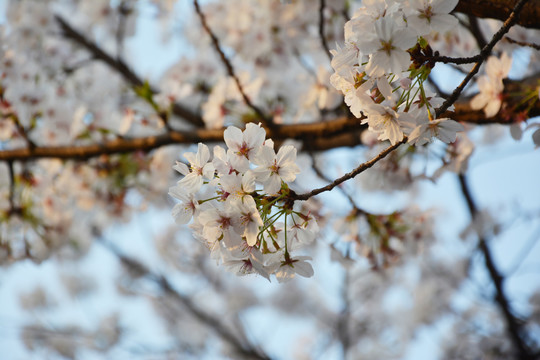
[293,138,406,201]
[458,174,535,360]
[504,36,540,51]
[467,15,488,50]
[455,0,540,30]
[318,0,332,61]
[55,15,204,127]
[436,0,529,117]
[193,0,273,128]
[102,241,272,360]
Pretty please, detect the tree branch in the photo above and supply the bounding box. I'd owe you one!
[458,174,535,360]
[436,0,529,117]
[102,241,271,360]
[55,15,204,127]
[318,0,332,61]
[2,70,539,163]
[293,138,406,201]
[455,0,540,30]
[193,0,273,128]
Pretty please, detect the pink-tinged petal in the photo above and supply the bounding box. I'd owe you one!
[244,123,266,149]
[408,125,428,146]
[393,31,417,50]
[293,260,314,278]
[484,99,502,118]
[377,77,393,101]
[253,167,271,182]
[173,162,189,176]
[433,0,459,13]
[388,50,411,75]
[276,145,296,165]
[183,151,196,165]
[245,223,259,247]
[431,14,459,33]
[242,171,256,193]
[470,93,488,111]
[279,165,300,183]
[275,267,295,283]
[172,203,193,224]
[439,119,464,133]
[178,172,203,193]
[265,175,281,195]
[196,143,210,166]
[224,126,243,150]
[202,163,215,180]
[168,186,190,202]
[252,145,274,166]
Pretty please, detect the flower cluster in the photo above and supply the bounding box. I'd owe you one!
[335,206,434,268]
[169,123,318,282]
[330,0,464,146]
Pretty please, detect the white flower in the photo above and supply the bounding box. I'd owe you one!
[408,118,465,145]
[275,256,314,283]
[169,186,198,224]
[173,143,215,193]
[219,171,256,208]
[470,53,512,118]
[231,201,263,247]
[486,52,512,80]
[363,104,410,145]
[252,145,300,195]
[470,77,504,118]
[224,123,266,172]
[358,17,417,77]
[405,0,459,36]
[199,207,237,248]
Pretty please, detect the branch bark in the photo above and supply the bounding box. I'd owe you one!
[455,0,540,30]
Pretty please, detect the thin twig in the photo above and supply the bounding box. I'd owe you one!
[193,0,273,128]
[458,174,534,360]
[294,138,406,201]
[309,152,364,213]
[504,36,540,51]
[318,0,332,61]
[436,0,529,117]
[115,1,130,59]
[55,15,204,127]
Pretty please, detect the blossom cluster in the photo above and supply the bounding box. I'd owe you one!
[335,206,434,268]
[169,123,318,282]
[330,0,465,146]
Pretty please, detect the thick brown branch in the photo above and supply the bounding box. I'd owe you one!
[1,72,539,163]
[458,174,534,360]
[55,15,204,127]
[455,0,540,30]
